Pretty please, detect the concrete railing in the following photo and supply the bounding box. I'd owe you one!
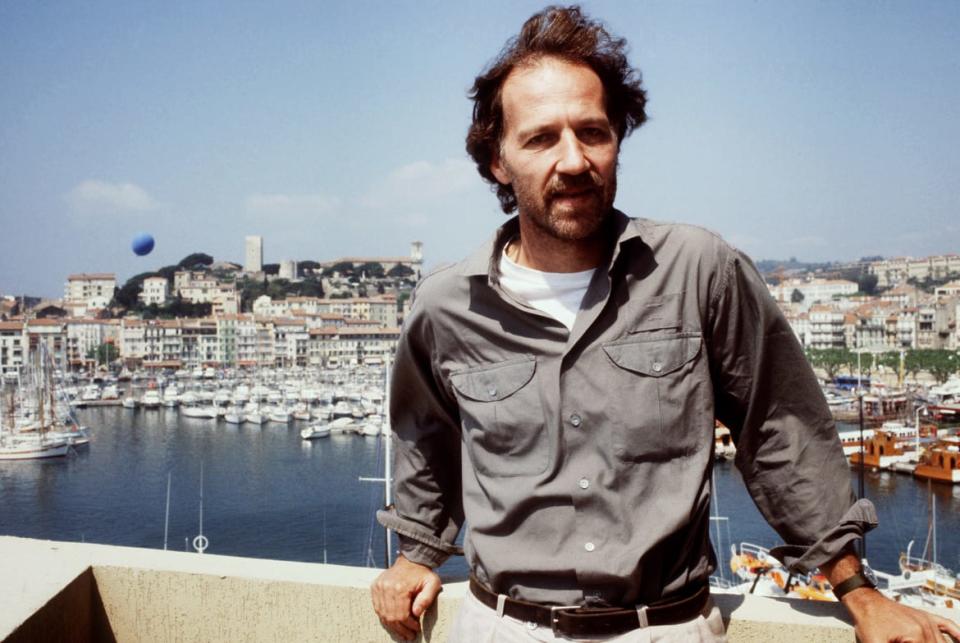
[0,535,883,642]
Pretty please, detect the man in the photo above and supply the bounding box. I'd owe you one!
[371,6,960,642]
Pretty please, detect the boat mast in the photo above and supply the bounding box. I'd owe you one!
[164,472,172,551]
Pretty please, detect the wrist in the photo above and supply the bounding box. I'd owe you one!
[839,585,881,606]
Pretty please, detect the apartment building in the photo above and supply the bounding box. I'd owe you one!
[308,326,400,367]
[64,273,116,312]
[869,254,960,288]
[140,277,169,306]
[769,278,858,308]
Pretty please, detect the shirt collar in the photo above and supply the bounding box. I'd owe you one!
[460,209,647,282]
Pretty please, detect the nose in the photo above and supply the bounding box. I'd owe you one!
[555,131,590,175]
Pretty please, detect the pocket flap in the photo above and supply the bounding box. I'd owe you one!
[450,357,536,402]
[603,334,701,377]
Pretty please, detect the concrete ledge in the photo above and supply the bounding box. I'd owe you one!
[0,535,929,642]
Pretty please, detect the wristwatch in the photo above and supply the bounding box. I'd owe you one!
[832,565,878,600]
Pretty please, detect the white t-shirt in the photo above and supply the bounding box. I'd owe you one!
[498,248,596,331]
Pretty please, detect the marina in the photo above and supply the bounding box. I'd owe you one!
[1,376,958,594]
[2,358,960,612]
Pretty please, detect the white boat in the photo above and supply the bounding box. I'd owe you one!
[223,408,243,424]
[300,423,331,440]
[292,405,312,422]
[101,384,120,401]
[121,396,137,409]
[80,385,101,403]
[0,435,70,460]
[360,419,382,437]
[181,404,218,419]
[244,409,266,425]
[140,389,162,409]
[267,407,291,423]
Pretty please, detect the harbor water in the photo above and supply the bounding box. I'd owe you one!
[1,408,958,582]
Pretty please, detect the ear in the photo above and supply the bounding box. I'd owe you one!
[489,148,511,185]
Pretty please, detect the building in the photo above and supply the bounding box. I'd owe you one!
[321,241,424,279]
[244,236,263,273]
[140,277,169,306]
[66,319,120,370]
[869,254,960,288]
[308,326,400,367]
[807,305,846,349]
[64,273,116,312]
[174,271,239,315]
[768,278,858,308]
[279,260,298,281]
[0,321,25,378]
[252,295,398,328]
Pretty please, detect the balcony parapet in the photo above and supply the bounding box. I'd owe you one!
[0,535,931,642]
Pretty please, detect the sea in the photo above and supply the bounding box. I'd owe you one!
[1,408,958,583]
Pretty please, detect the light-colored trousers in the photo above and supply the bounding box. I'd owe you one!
[448,590,727,643]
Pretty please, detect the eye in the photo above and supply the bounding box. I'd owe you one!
[580,127,612,144]
[523,132,555,149]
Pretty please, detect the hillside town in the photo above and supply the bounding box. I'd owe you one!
[0,236,423,377]
[1,243,959,383]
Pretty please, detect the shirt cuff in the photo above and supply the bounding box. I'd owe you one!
[376,506,463,569]
[769,498,878,573]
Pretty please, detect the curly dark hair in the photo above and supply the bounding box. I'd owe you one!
[465,5,648,213]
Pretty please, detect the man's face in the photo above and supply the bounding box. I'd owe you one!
[490,57,619,241]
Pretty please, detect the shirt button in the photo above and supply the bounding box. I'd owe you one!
[487,387,497,398]
[570,413,582,427]
[652,362,663,373]
[525,621,537,630]
[578,478,589,489]
[584,542,596,552]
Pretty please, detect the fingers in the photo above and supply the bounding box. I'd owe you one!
[371,568,429,641]
[379,614,418,641]
[934,614,960,641]
[412,573,443,617]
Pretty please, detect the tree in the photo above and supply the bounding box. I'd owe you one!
[156,265,178,282]
[805,348,853,380]
[907,349,960,384]
[330,261,356,276]
[857,273,879,296]
[294,278,324,298]
[112,272,156,309]
[177,253,213,270]
[297,261,321,277]
[358,262,385,279]
[263,263,280,276]
[790,288,805,303]
[387,264,414,279]
[86,342,120,366]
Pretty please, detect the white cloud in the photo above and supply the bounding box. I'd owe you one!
[359,158,480,208]
[65,179,159,214]
[244,193,341,218]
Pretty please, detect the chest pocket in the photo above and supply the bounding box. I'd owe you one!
[449,356,548,477]
[601,332,708,462]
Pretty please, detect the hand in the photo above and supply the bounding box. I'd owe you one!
[843,587,960,642]
[371,554,443,641]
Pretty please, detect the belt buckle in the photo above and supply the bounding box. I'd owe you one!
[549,604,581,636]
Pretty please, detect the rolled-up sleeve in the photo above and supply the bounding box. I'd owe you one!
[706,248,877,572]
[376,296,464,568]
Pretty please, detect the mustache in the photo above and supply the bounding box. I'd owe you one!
[547,172,605,197]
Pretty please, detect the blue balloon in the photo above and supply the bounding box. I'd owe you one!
[132,233,155,256]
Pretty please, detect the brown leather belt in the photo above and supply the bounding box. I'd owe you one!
[468,577,710,638]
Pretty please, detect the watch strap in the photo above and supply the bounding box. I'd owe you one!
[832,571,876,600]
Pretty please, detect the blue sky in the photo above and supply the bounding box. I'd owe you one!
[1,1,958,298]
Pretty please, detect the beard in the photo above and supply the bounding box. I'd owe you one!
[512,167,617,242]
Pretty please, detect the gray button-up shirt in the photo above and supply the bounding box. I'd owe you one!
[378,211,876,607]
